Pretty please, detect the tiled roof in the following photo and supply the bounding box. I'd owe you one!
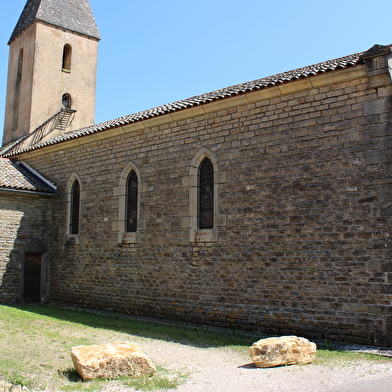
[9,0,100,43]
[0,158,56,194]
[1,49,366,158]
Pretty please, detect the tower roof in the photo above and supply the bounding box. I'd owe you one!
[9,0,101,44]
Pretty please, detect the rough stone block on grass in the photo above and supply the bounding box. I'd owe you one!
[70,342,156,380]
[250,336,317,368]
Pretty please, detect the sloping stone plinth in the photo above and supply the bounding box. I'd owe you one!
[71,342,156,380]
[250,336,317,368]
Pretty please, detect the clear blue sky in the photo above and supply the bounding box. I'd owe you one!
[1,0,392,144]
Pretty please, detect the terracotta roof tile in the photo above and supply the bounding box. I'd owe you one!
[1,50,365,157]
[0,158,56,194]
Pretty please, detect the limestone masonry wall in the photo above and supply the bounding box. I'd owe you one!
[18,69,392,346]
[0,192,51,303]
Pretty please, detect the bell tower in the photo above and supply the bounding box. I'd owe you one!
[2,0,100,146]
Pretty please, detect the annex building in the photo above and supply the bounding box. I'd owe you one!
[1,0,392,346]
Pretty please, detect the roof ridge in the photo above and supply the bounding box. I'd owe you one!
[2,49,366,157]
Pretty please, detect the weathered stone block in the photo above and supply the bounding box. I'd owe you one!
[7,48,391,346]
[249,336,317,368]
[70,342,156,380]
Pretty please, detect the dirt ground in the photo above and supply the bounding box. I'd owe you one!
[99,339,392,392]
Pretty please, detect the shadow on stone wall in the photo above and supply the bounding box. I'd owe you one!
[0,200,51,305]
[0,248,22,304]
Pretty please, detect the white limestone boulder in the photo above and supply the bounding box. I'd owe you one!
[250,336,317,368]
[70,342,156,380]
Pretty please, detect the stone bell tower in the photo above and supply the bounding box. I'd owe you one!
[2,0,100,146]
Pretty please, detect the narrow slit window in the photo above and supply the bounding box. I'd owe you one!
[62,44,72,71]
[126,171,138,232]
[199,158,214,229]
[70,180,80,234]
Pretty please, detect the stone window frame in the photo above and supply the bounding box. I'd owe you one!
[64,173,85,244]
[182,148,227,242]
[114,162,146,244]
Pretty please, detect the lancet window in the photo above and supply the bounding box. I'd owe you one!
[198,158,214,229]
[70,180,80,235]
[126,170,138,232]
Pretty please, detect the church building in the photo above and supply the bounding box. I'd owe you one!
[1,0,392,346]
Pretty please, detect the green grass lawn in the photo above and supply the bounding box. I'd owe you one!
[0,304,252,391]
[0,305,390,391]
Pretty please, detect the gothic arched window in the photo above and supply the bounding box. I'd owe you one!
[70,180,80,235]
[126,170,138,232]
[198,158,214,229]
[62,44,72,71]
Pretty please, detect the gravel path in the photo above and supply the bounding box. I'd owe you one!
[101,339,392,392]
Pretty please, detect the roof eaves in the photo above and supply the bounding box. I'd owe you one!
[0,135,29,157]
[35,18,101,41]
[2,50,365,157]
[18,161,57,193]
[0,158,56,194]
[0,186,55,196]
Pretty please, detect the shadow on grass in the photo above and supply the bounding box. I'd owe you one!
[9,304,257,349]
[58,368,82,383]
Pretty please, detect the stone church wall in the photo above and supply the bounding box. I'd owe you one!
[0,192,51,303]
[19,69,392,345]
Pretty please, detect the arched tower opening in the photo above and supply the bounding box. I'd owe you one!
[62,94,72,109]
